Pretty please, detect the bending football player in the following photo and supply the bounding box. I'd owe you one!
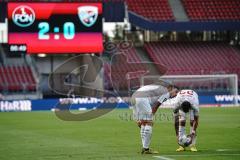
[173,90,199,152]
[131,84,177,154]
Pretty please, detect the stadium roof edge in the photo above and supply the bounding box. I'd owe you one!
[128,11,240,32]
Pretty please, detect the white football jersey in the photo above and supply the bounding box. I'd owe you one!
[173,90,199,115]
[132,84,169,106]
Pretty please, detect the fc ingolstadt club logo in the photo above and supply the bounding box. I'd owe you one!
[78,6,98,27]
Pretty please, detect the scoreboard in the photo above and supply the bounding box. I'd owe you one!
[8,2,103,54]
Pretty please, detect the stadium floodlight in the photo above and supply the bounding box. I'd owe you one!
[140,74,239,106]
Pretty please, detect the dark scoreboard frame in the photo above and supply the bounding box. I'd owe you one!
[8,2,103,54]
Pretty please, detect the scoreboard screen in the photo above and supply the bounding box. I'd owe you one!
[8,3,103,54]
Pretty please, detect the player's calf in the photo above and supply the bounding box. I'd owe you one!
[138,120,153,153]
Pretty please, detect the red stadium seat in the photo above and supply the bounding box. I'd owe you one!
[144,41,240,76]
[126,0,175,22]
[104,47,147,90]
[0,65,37,92]
[182,0,240,21]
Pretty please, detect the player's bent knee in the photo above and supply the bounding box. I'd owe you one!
[138,120,153,126]
[190,120,194,126]
[179,120,186,126]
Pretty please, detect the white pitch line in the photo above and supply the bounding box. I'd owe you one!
[153,156,175,160]
[154,153,240,158]
[216,149,233,152]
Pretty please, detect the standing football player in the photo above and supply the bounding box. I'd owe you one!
[173,89,199,152]
[131,83,177,154]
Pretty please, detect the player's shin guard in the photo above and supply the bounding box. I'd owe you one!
[143,125,152,149]
[190,135,197,146]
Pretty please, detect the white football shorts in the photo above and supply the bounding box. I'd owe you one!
[178,109,195,121]
[132,98,153,121]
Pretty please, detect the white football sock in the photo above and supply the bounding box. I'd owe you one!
[191,135,197,146]
[143,125,152,149]
[190,126,193,134]
[140,125,145,148]
[189,126,197,146]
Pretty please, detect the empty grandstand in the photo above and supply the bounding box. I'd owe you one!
[127,0,175,21]
[144,41,240,75]
[0,0,239,103]
[182,0,240,21]
[0,65,36,92]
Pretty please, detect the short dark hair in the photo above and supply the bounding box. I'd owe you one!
[181,101,191,113]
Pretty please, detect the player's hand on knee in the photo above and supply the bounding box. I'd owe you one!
[137,120,142,128]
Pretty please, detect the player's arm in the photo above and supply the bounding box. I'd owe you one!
[152,101,161,115]
[173,103,181,136]
[174,113,179,136]
[192,115,199,135]
[191,107,199,135]
[172,99,181,137]
[152,88,178,115]
[152,93,170,115]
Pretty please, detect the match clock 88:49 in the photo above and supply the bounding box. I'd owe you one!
[8,3,103,54]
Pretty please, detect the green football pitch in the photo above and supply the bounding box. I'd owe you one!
[0,107,240,160]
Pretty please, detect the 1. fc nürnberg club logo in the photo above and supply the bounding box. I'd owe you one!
[12,5,35,27]
[78,6,98,27]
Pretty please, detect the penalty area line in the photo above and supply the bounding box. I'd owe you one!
[153,156,175,160]
[154,153,240,159]
[216,149,235,152]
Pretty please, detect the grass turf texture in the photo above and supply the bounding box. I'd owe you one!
[0,108,240,160]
